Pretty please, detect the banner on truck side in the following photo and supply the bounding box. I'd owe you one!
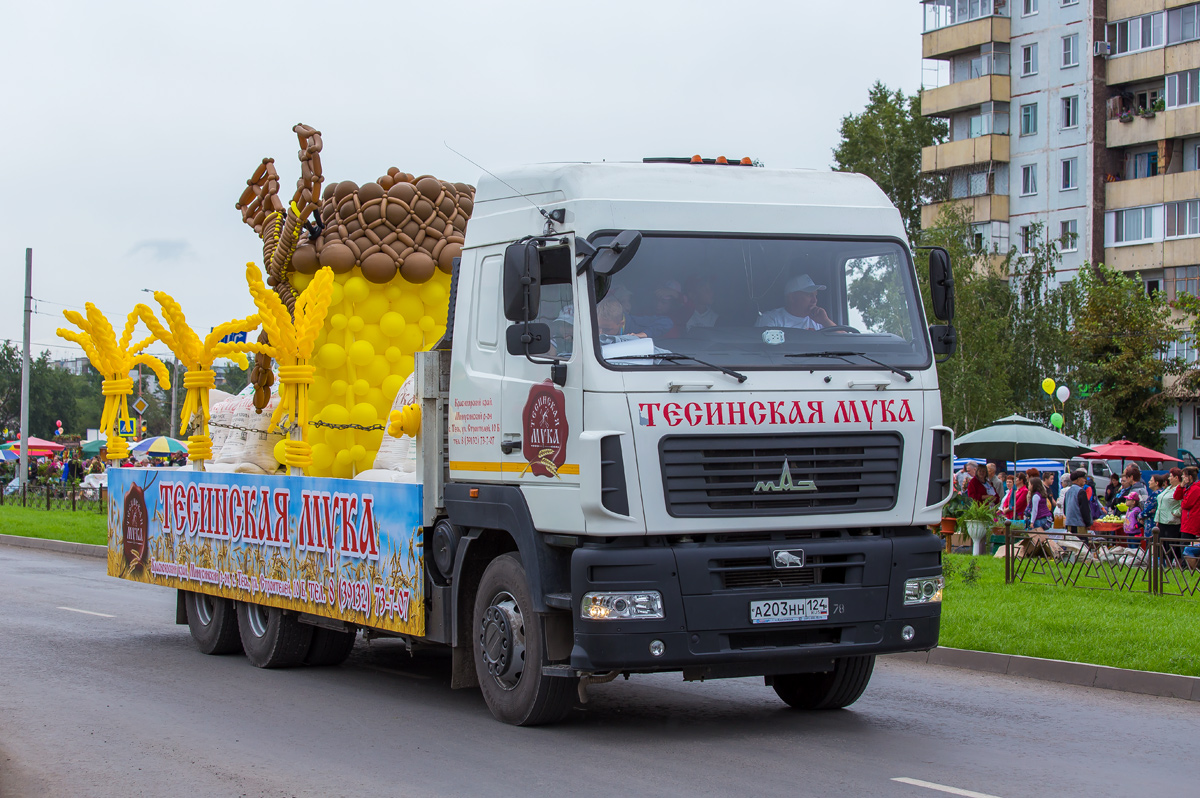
[107,469,424,637]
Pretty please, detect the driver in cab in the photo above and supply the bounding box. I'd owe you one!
[755,274,835,330]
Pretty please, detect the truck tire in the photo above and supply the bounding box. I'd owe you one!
[304,627,358,666]
[771,655,876,710]
[185,591,243,655]
[236,602,314,669]
[473,554,575,726]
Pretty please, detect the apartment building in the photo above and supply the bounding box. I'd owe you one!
[920,0,1200,454]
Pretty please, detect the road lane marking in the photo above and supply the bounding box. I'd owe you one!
[891,777,1003,798]
[57,607,115,618]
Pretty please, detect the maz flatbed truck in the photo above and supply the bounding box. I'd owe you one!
[107,158,956,725]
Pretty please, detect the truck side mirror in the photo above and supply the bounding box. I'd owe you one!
[589,230,642,276]
[503,241,541,322]
[506,322,553,356]
[928,247,954,322]
[930,324,957,357]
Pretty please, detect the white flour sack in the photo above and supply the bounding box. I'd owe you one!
[372,374,418,474]
[240,395,285,473]
[206,399,234,457]
[215,394,255,465]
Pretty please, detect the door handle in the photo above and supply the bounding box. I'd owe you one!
[500,438,521,455]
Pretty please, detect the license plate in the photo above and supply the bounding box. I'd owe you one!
[749,597,829,624]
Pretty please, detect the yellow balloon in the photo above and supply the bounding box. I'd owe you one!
[1042,378,1056,395]
[357,294,389,324]
[334,449,354,468]
[349,339,375,366]
[400,354,415,374]
[420,282,447,306]
[345,275,371,304]
[330,378,348,398]
[384,346,403,363]
[384,285,403,301]
[308,375,330,404]
[350,444,368,463]
[291,272,312,292]
[351,402,377,427]
[365,356,390,385]
[418,315,436,332]
[382,374,404,399]
[316,343,346,370]
[330,313,348,330]
[321,403,349,425]
[273,439,288,465]
[399,325,424,354]
[380,311,406,338]
[394,294,424,321]
[353,378,370,396]
[311,443,334,469]
[330,283,345,305]
[347,315,365,333]
[332,460,354,480]
[360,324,387,352]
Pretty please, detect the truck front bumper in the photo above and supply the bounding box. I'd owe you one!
[567,531,942,678]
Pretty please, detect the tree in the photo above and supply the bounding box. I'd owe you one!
[832,82,948,244]
[0,342,104,438]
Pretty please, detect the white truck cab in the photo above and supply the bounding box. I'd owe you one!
[415,161,955,723]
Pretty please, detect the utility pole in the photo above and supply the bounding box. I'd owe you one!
[19,248,31,489]
[169,358,179,439]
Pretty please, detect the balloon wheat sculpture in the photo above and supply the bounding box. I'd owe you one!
[135,295,259,467]
[240,262,336,473]
[56,306,170,460]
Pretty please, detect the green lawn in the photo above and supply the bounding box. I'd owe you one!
[0,504,107,545]
[940,553,1200,677]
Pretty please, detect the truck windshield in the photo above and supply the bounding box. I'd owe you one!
[587,234,930,372]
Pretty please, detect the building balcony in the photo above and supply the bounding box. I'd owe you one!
[1107,48,1166,87]
[922,14,1010,60]
[1104,242,1163,273]
[922,75,1010,117]
[1106,105,1200,147]
[921,135,1010,173]
[1108,171,1200,208]
[921,194,1009,230]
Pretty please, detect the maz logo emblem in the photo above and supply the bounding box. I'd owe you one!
[772,549,805,569]
[753,458,817,494]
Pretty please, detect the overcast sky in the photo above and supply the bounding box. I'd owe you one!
[2,0,923,363]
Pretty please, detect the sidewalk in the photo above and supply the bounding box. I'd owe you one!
[888,647,1200,702]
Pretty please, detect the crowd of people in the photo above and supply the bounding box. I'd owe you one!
[951,460,1200,556]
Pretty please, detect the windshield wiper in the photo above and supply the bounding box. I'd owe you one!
[786,351,913,383]
[615,353,748,383]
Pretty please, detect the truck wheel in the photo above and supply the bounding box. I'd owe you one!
[772,655,876,710]
[236,602,314,669]
[304,627,358,666]
[185,591,242,655]
[473,554,575,726]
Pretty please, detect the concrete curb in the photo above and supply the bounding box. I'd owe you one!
[887,647,1200,702]
[0,533,105,559]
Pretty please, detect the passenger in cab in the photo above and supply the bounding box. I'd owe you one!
[756,274,835,330]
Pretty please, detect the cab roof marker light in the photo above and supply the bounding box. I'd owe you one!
[716,156,729,164]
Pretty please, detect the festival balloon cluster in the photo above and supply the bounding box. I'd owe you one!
[57,124,468,476]
[1041,378,1071,429]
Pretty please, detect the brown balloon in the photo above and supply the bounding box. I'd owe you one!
[292,245,319,274]
[318,242,356,273]
[439,242,462,273]
[401,251,436,283]
[361,251,398,283]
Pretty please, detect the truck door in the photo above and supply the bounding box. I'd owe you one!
[499,246,584,525]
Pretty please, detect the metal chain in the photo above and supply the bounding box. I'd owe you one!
[203,419,386,434]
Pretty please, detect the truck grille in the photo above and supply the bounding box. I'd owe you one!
[660,432,902,518]
[712,553,862,590]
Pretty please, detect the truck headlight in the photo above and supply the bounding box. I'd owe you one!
[903,577,943,605]
[581,591,665,620]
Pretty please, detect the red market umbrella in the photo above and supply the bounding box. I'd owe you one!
[2,436,65,452]
[1079,439,1181,464]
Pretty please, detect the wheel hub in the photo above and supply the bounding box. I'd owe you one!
[246,603,270,638]
[479,594,525,690]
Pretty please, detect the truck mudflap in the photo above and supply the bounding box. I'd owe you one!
[568,531,941,676]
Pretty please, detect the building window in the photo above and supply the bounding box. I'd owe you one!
[1168,4,1200,45]
[1062,34,1079,68]
[1126,150,1159,180]
[1060,219,1078,251]
[1021,164,1038,195]
[1061,158,1078,190]
[1062,0,1078,5]
[1167,69,1200,109]
[1166,266,1200,301]
[1167,199,1200,238]
[1108,13,1165,55]
[1194,404,1200,438]
[1114,207,1155,243]
[968,171,990,197]
[1022,44,1039,75]
[1020,225,1032,253]
[1020,103,1038,135]
[1061,95,1079,128]
[1024,0,1038,15]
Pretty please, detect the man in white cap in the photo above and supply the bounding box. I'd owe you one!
[755,274,835,329]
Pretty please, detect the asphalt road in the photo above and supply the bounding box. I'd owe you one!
[0,546,1193,798]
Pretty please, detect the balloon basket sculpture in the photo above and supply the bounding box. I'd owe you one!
[58,124,474,479]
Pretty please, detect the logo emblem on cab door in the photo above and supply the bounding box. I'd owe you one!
[522,380,569,478]
[753,458,817,493]
[772,549,806,569]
